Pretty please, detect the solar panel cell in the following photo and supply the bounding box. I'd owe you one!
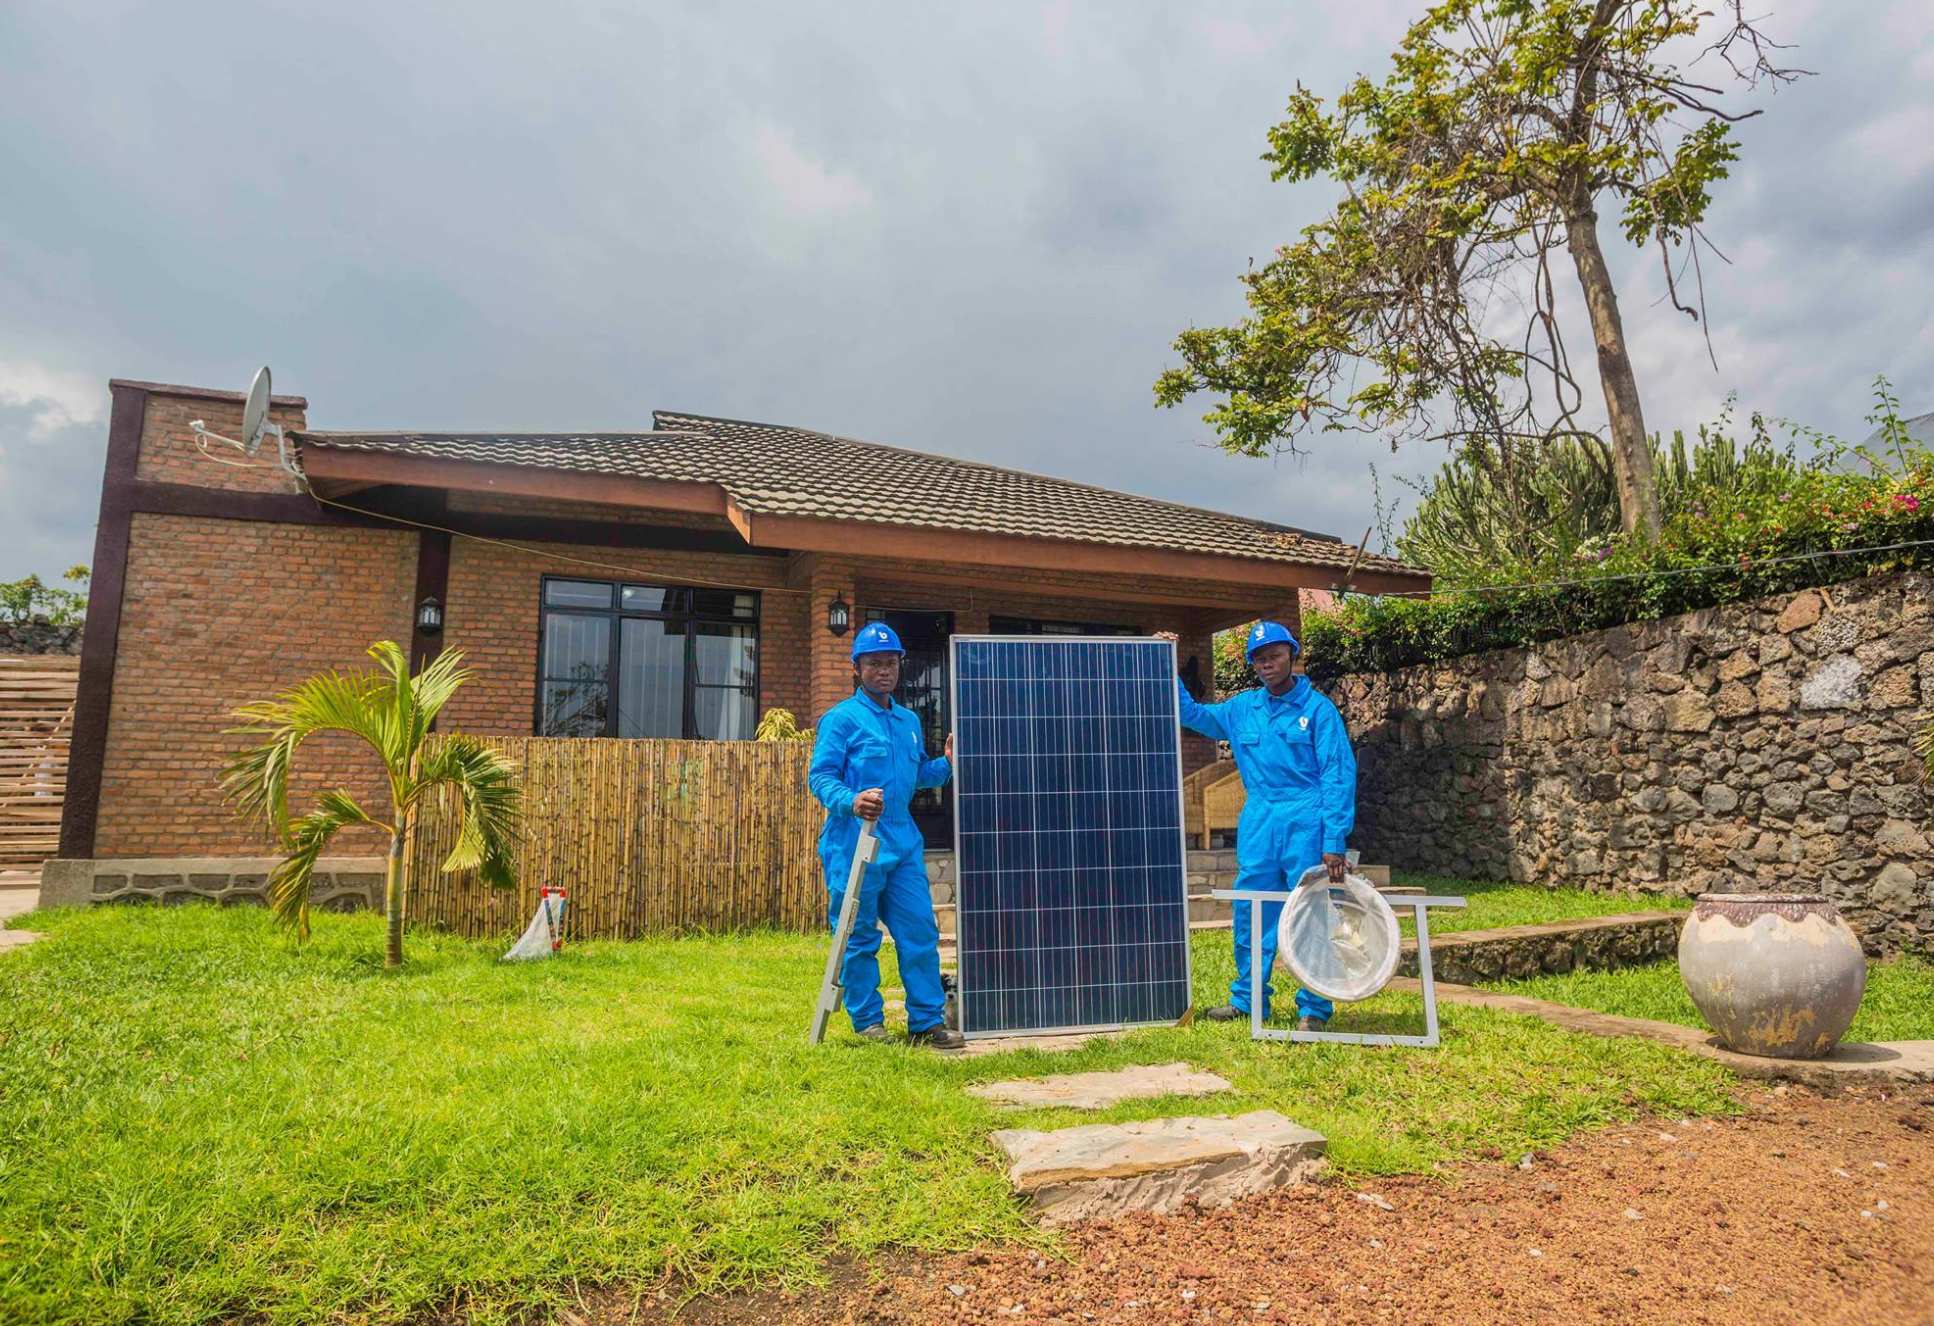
[951,636,1192,1036]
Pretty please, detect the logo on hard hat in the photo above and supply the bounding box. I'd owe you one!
[1251,624,1265,640]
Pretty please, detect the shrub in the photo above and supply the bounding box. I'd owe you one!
[1212,628,1259,695]
[755,708,813,742]
[1303,381,1934,683]
[0,566,88,626]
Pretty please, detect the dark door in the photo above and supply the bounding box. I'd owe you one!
[865,608,954,848]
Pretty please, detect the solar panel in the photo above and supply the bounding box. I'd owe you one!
[950,636,1192,1037]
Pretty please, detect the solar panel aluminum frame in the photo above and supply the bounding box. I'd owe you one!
[948,635,1194,1040]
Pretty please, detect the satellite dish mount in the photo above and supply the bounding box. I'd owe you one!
[189,366,295,475]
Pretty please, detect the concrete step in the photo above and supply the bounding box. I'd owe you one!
[990,1111,1327,1224]
[967,1062,1231,1111]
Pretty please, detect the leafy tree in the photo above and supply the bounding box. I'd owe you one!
[0,565,88,626]
[222,642,519,968]
[1156,0,1801,540]
[1212,628,1259,695]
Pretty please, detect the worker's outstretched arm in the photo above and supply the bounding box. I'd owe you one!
[808,710,859,817]
[1174,674,1234,743]
[1312,701,1358,856]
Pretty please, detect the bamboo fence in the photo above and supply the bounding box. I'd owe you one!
[0,655,79,870]
[405,736,827,938]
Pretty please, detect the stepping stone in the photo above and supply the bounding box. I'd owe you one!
[968,1062,1231,1110]
[990,1111,1326,1224]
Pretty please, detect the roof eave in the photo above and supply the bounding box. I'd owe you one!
[297,439,728,517]
[295,439,1432,594]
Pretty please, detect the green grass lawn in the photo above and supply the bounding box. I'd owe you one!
[1494,953,1934,1044]
[1389,872,1692,935]
[1,905,1737,1326]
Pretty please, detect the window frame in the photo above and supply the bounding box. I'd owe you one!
[533,575,761,740]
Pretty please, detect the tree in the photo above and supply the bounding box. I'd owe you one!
[1212,628,1259,696]
[222,642,520,968]
[0,565,89,626]
[1155,0,1801,540]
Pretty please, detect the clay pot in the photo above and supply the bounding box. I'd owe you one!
[1678,894,1866,1059]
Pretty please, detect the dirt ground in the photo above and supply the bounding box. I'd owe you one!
[596,1082,1934,1326]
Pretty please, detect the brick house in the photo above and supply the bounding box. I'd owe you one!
[45,377,1428,899]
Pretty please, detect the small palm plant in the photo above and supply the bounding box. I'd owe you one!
[221,641,519,968]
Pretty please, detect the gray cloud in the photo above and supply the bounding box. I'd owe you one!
[2,0,1929,583]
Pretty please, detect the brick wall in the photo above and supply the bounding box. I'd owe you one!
[96,514,418,856]
[133,392,309,492]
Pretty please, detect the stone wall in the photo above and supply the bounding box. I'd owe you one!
[0,620,83,654]
[1332,572,1934,952]
[40,856,386,910]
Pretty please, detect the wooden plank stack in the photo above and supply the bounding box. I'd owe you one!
[405,735,827,938]
[0,654,79,870]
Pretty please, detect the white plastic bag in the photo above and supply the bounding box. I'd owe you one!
[1277,866,1401,1002]
[503,888,568,961]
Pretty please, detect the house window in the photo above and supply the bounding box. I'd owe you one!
[537,577,760,740]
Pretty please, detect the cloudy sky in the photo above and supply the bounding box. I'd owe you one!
[3,0,1930,585]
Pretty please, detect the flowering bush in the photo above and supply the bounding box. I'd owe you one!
[1303,381,1934,683]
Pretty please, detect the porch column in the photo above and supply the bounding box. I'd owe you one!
[798,554,860,722]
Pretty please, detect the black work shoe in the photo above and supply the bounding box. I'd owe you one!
[1295,1015,1330,1033]
[855,1024,892,1043]
[1201,1004,1249,1022]
[909,1026,965,1050]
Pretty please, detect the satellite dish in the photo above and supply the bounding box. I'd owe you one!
[241,365,274,454]
[188,365,293,475]
[1278,866,1402,1002]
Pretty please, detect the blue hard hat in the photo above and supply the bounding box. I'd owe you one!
[1245,620,1300,660]
[850,621,905,661]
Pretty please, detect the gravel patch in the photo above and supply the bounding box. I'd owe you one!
[614,1084,1934,1326]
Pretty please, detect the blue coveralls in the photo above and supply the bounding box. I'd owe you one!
[808,690,952,1033]
[1176,676,1358,1019]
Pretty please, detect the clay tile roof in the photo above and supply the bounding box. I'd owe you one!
[296,411,1426,581]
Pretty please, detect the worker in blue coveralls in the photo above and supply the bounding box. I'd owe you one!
[808,621,965,1049]
[1158,622,1357,1031]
